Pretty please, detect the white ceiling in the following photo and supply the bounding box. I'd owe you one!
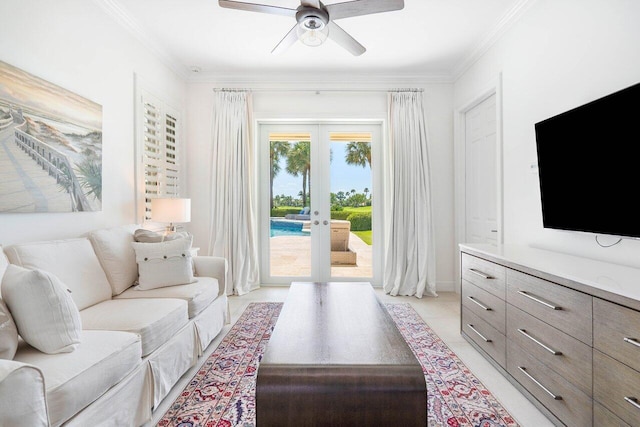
[100,0,530,81]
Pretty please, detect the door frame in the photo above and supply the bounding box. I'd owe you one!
[454,74,504,291]
[257,120,384,286]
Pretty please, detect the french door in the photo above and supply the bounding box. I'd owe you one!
[259,122,383,285]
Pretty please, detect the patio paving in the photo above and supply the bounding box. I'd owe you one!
[270,232,372,278]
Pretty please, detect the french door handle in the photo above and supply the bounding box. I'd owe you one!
[323,220,328,225]
[313,220,319,225]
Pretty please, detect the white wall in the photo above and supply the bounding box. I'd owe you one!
[454,0,640,267]
[186,82,457,291]
[0,0,185,245]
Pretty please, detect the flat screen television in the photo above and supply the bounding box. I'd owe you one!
[534,82,640,239]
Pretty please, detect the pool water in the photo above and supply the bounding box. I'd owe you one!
[270,219,310,237]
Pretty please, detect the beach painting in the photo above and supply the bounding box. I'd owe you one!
[0,60,102,213]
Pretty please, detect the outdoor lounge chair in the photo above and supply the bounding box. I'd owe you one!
[285,206,310,220]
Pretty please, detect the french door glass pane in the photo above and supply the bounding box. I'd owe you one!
[329,133,373,279]
[269,134,312,277]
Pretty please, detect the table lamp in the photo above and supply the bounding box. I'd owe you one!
[151,198,191,233]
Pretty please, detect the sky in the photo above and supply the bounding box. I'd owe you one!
[272,142,371,199]
[0,61,102,131]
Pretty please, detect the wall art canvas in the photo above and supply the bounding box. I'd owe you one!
[0,60,102,213]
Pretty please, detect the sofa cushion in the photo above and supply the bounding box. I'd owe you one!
[4,239,112,311]
[2,265,82,354]
[13,330,141,427]
[87,224,139,296]
[115,276,220,318]
[80,299,188,356]
[0,299,18,360]
[131,237,195,290]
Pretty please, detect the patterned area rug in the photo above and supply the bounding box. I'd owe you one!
[157,302,519,427]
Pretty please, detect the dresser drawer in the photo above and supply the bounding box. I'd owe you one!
[594,401,632,427]
[461,253,506,299]
[594,298,640,373]
[507,342,592,427]
[506,270,592,345]
[462,280,506,333]
[507,304,592,396]
[462,307,505,368]
[594,350,640,427]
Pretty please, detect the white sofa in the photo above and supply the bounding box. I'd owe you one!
[0,225,229,426]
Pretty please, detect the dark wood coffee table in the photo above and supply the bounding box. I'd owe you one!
[256,282,427,426]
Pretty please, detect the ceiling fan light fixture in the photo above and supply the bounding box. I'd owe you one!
[297,21,329,47]
[295,7,330,47]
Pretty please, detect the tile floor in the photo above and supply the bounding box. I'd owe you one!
[148,286,555,426]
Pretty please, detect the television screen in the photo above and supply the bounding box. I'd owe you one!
[534,82,640,238]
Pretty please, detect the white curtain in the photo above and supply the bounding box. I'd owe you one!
[384,91,437,298]
[209,91,260,296]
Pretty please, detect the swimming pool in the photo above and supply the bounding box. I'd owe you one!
[270,219,310,237]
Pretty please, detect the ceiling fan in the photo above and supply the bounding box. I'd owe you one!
[218,0,404,56]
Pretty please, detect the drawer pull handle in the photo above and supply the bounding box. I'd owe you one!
[469,268,493,280]
[517,366,562,401]
[467,296,492,311]
[517,291,562,310]
[517,329,562,355]
[624,396,640,410]
[623,337,640,348]
[466,324,492,342]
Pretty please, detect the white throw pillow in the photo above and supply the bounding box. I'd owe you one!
[131,236,195,290]
[133,229,190,243]
[88,224,140,296]
[1,265,82,354]
[0,299,18,360]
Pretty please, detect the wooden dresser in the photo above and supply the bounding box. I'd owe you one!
[460,244,640,426]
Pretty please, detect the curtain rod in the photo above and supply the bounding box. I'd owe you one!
[212,88,424,93]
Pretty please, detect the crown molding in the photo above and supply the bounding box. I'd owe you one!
[451,0,538,80]
[185,71,454,86]
[92,0,189,80]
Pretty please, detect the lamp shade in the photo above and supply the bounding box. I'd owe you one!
[151,198,191,223]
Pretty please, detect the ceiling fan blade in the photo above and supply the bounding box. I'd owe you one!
[218,0,296,17]
[327,21,365,56]
[326,0,404,20]
[271,24,299,54]
[300,0,322,9]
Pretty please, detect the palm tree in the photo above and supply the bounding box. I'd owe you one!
[345,141,371,168]
[75,158,102,202]
[286,141,311,207]
[270,141,290,209]
[363,187,369,199]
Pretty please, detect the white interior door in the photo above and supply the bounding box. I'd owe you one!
[465,94,498,245]
[259,122,382,285]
